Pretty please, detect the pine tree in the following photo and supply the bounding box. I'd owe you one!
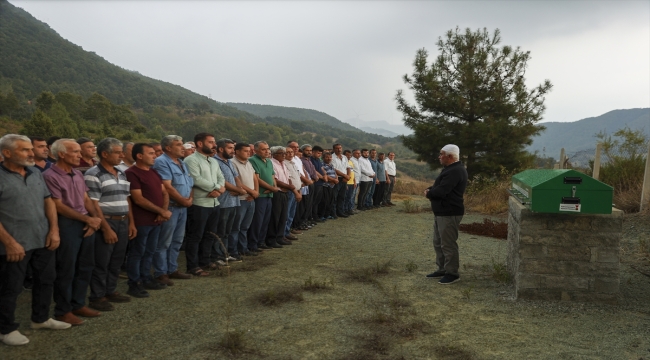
[396,27,553,177]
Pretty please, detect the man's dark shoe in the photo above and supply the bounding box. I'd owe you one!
[438,274,460,285]
[426,270,446,279]
[258,244,272,250]
[127,283,150,298]
[337,213,349,218]
[105,292,131,303]
[285,234,298,241]
[168,270,192,280]
[290,229,302,235]
[89,298,114,312]
[269,243,283,248]
[143,281,167,290]
[278,239,292,246]
[156,274,174,286]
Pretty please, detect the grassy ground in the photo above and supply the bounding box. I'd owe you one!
[3,197,650,359]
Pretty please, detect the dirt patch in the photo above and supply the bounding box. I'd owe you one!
[4,196,650,359]
[458,218,508,240]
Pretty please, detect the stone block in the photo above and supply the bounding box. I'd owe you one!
[517,288,561,301]
[595,248,620,263]
[590,215,623,233]
[593,278,619,294]
[579,233,621,247]
[515,273,543,289]
[544,276,589,290]
[519,244,546,259]
[546,246,590,261]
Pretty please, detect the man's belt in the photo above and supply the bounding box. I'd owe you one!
[105,214,128,221]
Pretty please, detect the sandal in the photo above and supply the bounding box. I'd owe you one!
[187,267,210,277]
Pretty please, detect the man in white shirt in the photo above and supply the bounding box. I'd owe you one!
[384,152,397,206]
[356,148,375,211]
[331,144,351,218]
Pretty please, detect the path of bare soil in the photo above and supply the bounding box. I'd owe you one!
[2,196,649,359]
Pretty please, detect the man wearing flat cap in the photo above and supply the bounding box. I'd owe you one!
[424,144,467,285]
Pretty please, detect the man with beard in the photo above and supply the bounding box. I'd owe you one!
[0,134,69,346]
[31,136,52,173]
[213,138,246,263]
[184,133,225,275]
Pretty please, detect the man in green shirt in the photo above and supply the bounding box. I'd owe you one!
[247,141,280,251]
[183,133,225,276]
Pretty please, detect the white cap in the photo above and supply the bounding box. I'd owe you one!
[183,143,195,149]
[441,144,459,156]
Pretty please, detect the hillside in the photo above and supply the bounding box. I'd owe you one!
[529,108,650,155]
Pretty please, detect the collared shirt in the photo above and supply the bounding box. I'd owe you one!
[350,156,361,184]
[84,164,130,216]
[310,157,326,187]
[385,158,397,176]
[0,164,51,254]
[291,157,309,195]
[271,158,289,185]
[284,159,302,190]
[43,165,89,215]
[376,160,387,182]
[323,162,337,188]
[347,159,356,185]
[248,154,275,198]
[301,156,318,181]
[358,156,375,182]
[74,157,98,174]
[184,151,225,207]
[34,161,51,172]
[116,161,133,173]
[232,157,256,201]
[214,155,240,208]
[153,153,194,201]
[126,166,164,227]
[369,158,378,175]
[331,153,350,177]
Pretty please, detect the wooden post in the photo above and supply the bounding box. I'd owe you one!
[559,148,565,169]
[593,143,602,180]
[640,143,650,212]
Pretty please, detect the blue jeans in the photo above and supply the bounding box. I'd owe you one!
[53,216,95,316]
[285,191,297,237]
[128,225,161,285]
[345,184,356,212]
[366,181,376,207]
[153,207,187,278]
[248,197,272,251]
[213,207,237,260]
[230,200,255,255]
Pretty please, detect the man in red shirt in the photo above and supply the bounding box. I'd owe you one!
[125,143,171,298]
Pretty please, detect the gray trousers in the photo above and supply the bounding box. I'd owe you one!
[90,218,129,301]
[433,215,463,277]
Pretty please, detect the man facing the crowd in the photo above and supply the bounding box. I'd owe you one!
[84,138,136,311]
[0,134,70,346]
[152,135,194,286]
[125,143,171,297]
[44,139,103,325]
[425,144,468,285]
[384,152,397,206]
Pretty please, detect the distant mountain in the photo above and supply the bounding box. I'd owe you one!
[344,118,413,136]
[529,108,650,156]
[226,103,362,133]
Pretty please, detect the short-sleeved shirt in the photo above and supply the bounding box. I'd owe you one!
[153,153,193,200]
[43,165,89,215]
[215,155,240,208]
[232,157,256,201]
[331,154,350,177]
[347,159,355,185]
[0,164,51,254]
[323,162,337,188]
[248,154,275,198]
[376,160,387,182]
[84,164,131,216]
[271,158,289,185]
[125,166,164,227]
[284,159,302,190]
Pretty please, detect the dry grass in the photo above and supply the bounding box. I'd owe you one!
[346,259,392,284]
[464,178,510,214]
[401,197,425,213]
[613,182,643,213]
[301,276,334,292]
[393,180,430,196]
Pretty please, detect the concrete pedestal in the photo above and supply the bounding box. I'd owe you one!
[507,197,623,303]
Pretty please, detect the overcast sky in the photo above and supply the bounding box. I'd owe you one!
[12,1,650,125]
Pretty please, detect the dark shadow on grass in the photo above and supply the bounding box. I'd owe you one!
[252,287,304,306]
[433,345,478,360]
[345,259,392,284]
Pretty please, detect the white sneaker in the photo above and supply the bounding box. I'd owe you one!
[216,260,228,266]
[0,330,29,345]
[31,318,72,330]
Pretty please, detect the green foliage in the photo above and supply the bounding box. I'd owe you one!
[396,27,552,178]
[22,109,55,137]
[593,128,648,192]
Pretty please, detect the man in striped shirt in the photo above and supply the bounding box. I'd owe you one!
[84,138,136,311]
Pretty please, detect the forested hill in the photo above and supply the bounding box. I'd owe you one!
[0,0,252,119]
[226,103,361,132]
